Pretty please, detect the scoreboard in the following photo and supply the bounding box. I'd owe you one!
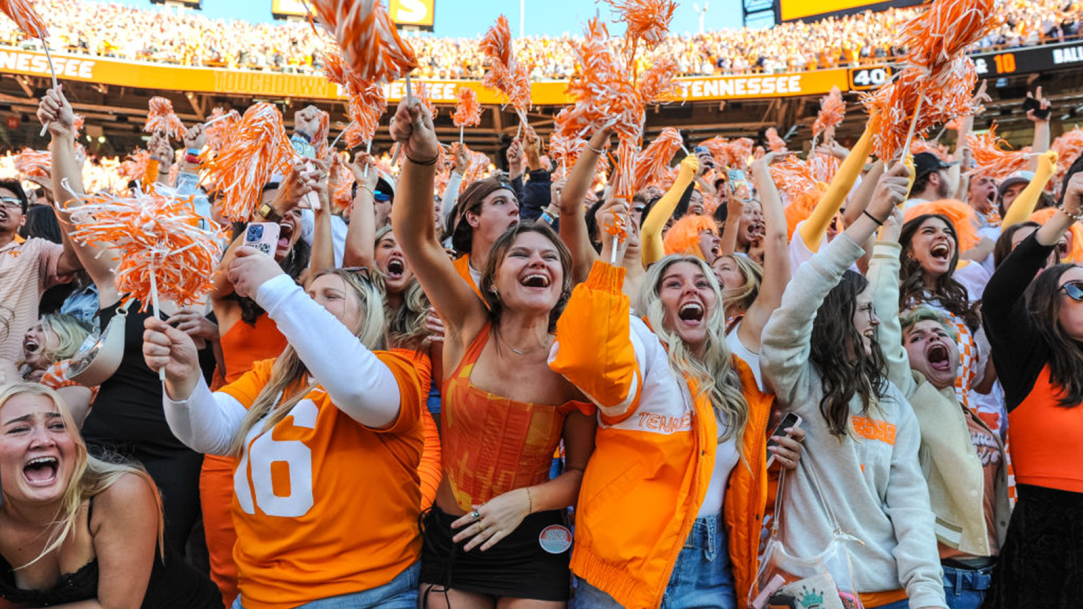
[972,42,1083,78]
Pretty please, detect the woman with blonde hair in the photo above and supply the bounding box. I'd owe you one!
[143,252,426,609]
[0,383,219,608]
[0,313,97,424]
[550,199,786,609]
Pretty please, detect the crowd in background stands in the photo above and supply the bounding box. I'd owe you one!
[0,0,1080,78]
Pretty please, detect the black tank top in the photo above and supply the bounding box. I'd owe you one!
[0,500,220,608]
[80,301,216,455]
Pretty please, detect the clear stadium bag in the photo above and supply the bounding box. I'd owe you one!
[749,457,865,609]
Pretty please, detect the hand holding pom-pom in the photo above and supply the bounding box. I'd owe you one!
[390,98,439,165]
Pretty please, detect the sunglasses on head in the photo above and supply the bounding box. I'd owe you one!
[373,190,391,203]
[1061,281,1083,301]
[0,197,23,210]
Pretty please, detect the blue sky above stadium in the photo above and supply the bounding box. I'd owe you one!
[111,0,745,38]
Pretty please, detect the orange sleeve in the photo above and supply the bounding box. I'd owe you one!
[418,410,442,511]
[143,158,160,187]
[549,261,641,424]
[370,352,422,435]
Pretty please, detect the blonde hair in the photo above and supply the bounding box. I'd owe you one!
[228,269,387,456]
[636,256,749,443]
[718,255,763,315]
[39,314,96,364]
[373,227,430,352]
[0,383,164,569]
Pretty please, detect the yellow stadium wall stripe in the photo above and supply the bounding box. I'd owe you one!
[0,46,852,105]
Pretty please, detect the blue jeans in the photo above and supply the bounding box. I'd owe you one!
[576,513,736,609]
[231,562,419,609]
[941,564,992,609]
[870,601,909,609]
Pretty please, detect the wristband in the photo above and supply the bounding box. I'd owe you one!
[863,209,885,226]
[540,210,555,225]
[406,152,439,166]
[587,143,605,155]
[186,148,202,156]
[1062,206,1083,223]
[184,153,201,165]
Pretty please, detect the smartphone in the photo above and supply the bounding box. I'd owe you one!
[243,222,281,256]
[694,145,715,169]
[727,169,750,200]
[1023,96,1051,121]
[765,412,802,469]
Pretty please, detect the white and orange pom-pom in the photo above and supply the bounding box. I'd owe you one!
[201,102,299,222]
[480,15,532,122]
[0,0,48,39]
[331,154,355,212]
[65,184,226,312]
[119,149,150,183]
[452,87,482,129]
[910,138,953,162]
[637,56,680,103]
[204,108,240,155]
[14,148,50,179]
[342,81,387,149]
[1052,127,1083,189]
[901,0,998,70]
[967,124,1031,181]
[765,128,787,153]
[144,97,186,140]
[813,86,845,139]
[312,109,331,158]
[414,82,439,120]
[308,0,418,84]
[602,0,677,51]
[634,128,682,191]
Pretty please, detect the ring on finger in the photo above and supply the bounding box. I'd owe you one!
[471,510,480,520]
[478,521,486,532]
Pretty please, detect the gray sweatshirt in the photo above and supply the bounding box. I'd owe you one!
[761,234,947,609]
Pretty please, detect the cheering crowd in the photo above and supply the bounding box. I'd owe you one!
[0,0,1080,78]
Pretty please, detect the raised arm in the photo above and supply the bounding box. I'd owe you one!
[39,87,116,300]
[762,163,908,403]
[642,154,698,265]
[558,127,611,284]
[866,209,916,394]
[739,152,792,352]
[342,155,379,268]
[1027,87,1051,171]
[1001,150,1057,228]
[799,114,879,252]
[389,98,488,348]
[309,158,335,275]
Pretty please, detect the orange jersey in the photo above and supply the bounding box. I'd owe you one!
[218,355,424,609]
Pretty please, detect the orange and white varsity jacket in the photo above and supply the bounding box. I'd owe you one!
[549,261,773,609]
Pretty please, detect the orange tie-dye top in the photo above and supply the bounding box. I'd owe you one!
[441,323,593,511]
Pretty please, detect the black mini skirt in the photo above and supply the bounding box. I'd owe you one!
[420,506,573,602]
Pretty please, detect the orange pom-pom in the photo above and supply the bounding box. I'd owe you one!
[910,138,953,162]
[765,128,787,153]
[904,199,980,252]
[901,0,998,69]
[308,0,418,84]
[144,97,186,140]
[813,86,846,139]
[634,128,682,191]
[967,123,1031,181]
[452,88,482,129]
[65,184,226,312]
[1030,207,1083,262]
[201,103,299,222]
[312,110,331,159]
[1052,127,1083,190]
[119,149,150,183]
[14,148,50,179]
[342,81,387,149]
[204,108,240,156]
[602,0,677,51]
[480,16,532,122]
[700,136,753,170]
[414,82,439,121]
[0,0,48,39]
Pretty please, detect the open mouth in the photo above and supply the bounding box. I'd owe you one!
[710,245,720,258]
[277,222,294,249]
[748,223,764,238]
[24,456,59,485]
[387,258,405,279]
[678,302,705,322]
[926,342,952,371]
[1058,240,1070,260]
[23,338,41,356]
[863,328,876,340]
[520,273,550,288]
[930,243,951,262]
